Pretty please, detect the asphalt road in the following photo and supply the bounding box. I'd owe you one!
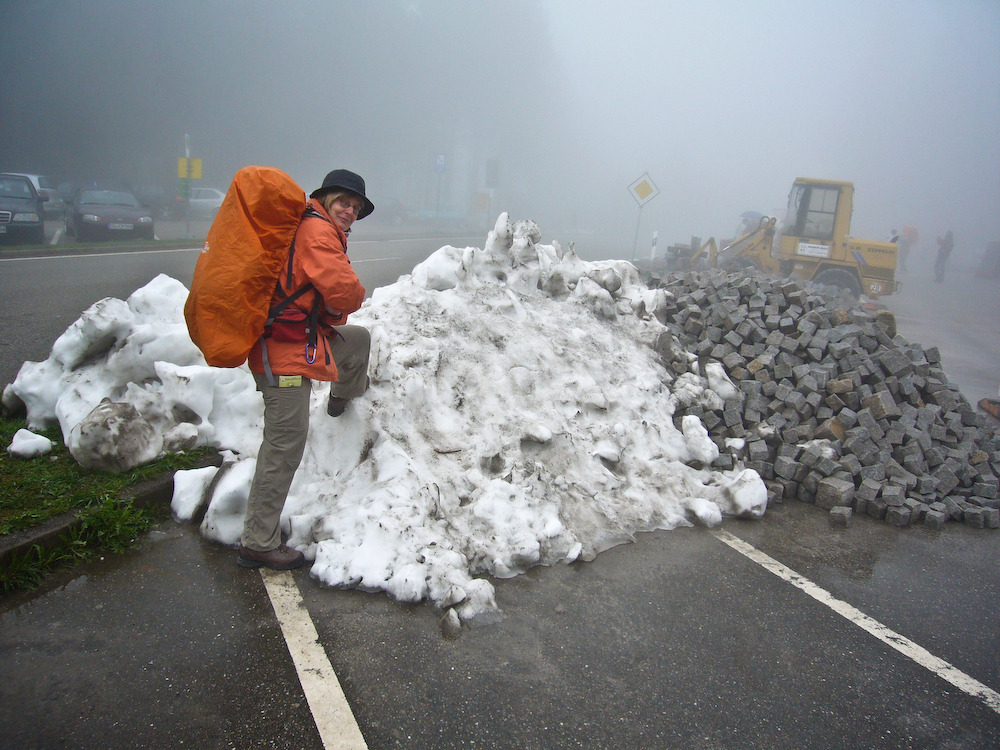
[1,233,999,748]
[2,504,998,749]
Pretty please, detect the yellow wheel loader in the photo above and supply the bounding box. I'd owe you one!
[663,178,899,299]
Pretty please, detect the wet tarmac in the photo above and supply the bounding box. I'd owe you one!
[883,261,999,405]
[2,501,999,749]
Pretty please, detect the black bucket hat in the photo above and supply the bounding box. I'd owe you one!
[310,169,375,219]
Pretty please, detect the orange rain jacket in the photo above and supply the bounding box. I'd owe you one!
[247,198,366,382]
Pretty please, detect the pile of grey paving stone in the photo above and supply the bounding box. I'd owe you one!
[643,267,1000,530]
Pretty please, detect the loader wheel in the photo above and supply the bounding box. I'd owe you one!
[813,268,861,300]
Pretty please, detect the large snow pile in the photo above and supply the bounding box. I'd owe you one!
[4,214,765,623]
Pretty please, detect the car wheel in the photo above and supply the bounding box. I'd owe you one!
[813,268,861,299]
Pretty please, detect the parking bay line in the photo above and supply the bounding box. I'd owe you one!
[712,529,1000,716]
[260,569,369,750]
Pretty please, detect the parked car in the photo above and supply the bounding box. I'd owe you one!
[64,187,154,242]
[6,173,63,218]
[0,173,46,245]
[188,187,226,218]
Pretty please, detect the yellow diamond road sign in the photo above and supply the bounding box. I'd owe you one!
[628,173,659,206]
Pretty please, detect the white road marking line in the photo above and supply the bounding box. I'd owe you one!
[713,529,1000,716]
[0,247,202,262]
[261,569,369,750]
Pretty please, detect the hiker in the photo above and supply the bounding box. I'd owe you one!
[238,169,375,571]
[934,229,954,283]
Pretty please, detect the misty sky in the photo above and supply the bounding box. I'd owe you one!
[2,0,997,257]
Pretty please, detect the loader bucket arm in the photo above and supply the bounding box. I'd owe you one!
[689,237,718,267]
[717,216,776,267]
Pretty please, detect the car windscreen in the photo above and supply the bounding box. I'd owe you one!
[79,190,140,207]
[0,178,34,199]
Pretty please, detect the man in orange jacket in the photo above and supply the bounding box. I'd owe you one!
[238,170,374,571]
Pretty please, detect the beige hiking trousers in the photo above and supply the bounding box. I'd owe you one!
[241,324,371,552]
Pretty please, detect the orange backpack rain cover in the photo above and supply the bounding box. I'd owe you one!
[184,166,306,367]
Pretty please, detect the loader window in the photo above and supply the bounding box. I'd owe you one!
[783,184,839,241]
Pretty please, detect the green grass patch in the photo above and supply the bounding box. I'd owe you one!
[1,415,218,592]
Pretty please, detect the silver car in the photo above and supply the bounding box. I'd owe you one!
[188,187,226,218]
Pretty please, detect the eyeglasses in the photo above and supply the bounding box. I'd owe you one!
[333,196,364,215]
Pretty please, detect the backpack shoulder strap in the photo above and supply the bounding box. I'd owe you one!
[279,205,332,292]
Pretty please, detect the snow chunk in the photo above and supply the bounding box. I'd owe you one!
[68,399,163,473]
[717,469,768,519]
[6,428,54,458]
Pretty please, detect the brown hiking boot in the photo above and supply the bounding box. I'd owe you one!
[238,544,305,570]
[327,394,349,417]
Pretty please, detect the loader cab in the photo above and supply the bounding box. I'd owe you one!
[776,178,854,260]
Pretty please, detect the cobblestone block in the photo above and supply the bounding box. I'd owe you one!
[857,463,886,483]
[963,506,986,528]
[816,457,841,477]
[839,454,863,477]
[866,389,902,420]
[879,347,914,378]
[816,476,855,510]
[886,505,912,527]
[974,478,999,499]
[748,440,769,462]
[829,506,852,527]
[985,508,1000,529]
[943,497,965,521]
[924,510,947,529]
[882,484,906,506]
[827,378,854,394]
[867,496,888,520]
[773,456,800,480]
[855,478,881,503]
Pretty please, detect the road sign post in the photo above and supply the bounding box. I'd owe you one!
[628,173,660,261]
[179,134,204,237]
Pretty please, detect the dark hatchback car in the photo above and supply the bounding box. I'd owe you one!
[65,187,155,241]
[0,173,46,245]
